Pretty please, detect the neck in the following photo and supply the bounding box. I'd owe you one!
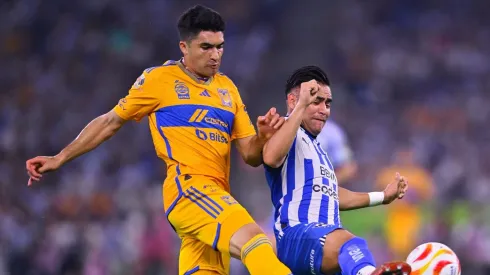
[301,126,317,139]
[182,58,209,80]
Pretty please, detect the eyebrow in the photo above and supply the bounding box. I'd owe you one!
[316,95,333,103]
[199,42,225,47]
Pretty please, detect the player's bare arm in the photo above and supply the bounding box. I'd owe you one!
[263,80,321,168]
[338,172,409,211]
[26,110,126,185]
[235,107,285,167]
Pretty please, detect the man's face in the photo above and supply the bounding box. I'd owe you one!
[179,31,224,77]
[288,84,332,136]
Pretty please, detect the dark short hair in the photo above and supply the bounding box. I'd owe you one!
[285,65,330,96]
[177,5,225,41]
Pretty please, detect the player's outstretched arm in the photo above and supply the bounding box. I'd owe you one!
[338,172,408,211]
[26,110,126,185]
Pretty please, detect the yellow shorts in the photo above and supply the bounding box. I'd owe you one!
[166,175,255,275]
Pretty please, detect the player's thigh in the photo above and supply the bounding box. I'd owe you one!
[178,236,230,275]
[320,228,355,275]
[168,179,256,256]
[276,223,343,275]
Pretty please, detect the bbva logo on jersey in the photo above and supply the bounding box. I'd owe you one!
[218,89,232,107]
[195,129,228,144]
[174,80,190,99]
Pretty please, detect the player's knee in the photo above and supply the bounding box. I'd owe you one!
[338,237,376,275]
[229,223,266,258]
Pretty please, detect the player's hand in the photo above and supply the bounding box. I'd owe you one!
[26,156,63,186]
[257,107,285,141]
[297,80,321,108]
[382,172,408,204]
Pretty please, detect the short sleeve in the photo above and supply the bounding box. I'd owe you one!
[113,69,162,122]
[231,91,256,140]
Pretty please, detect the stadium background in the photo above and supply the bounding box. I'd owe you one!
[1,0,490,274]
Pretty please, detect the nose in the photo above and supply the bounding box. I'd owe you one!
[318,103,328,115]
[210,48,220,62]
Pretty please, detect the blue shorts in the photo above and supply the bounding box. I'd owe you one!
[276,222,342,275]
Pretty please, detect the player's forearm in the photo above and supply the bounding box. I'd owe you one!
[56,112,124,165]
[263,106,306,168]
[242,135,268,167]
[339,187,386,211]
[338,187,370,211]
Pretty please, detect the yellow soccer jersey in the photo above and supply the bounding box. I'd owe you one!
[113,59,256,212]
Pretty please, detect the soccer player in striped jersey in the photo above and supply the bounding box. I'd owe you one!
[262,66,411,275]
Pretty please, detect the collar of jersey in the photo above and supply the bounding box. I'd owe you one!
[177,58,213,85]
[300,126,317,140]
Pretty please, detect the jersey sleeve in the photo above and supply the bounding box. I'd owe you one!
[231,90,256,140]
[113,69,162,122]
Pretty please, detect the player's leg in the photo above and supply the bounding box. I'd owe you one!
[178,235,230,275]
[167,178,291,275]
[320,229,411,275]
[226,221,291,275]
[274,222,344,274]
[208,192,291,274]
[274,223,410,275]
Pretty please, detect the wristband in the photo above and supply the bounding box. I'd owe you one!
[368,192,384,206]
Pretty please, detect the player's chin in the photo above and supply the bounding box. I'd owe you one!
[311,119,325,132]
[206,65,220,76]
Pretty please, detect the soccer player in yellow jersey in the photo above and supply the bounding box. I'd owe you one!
[26,5,293,275]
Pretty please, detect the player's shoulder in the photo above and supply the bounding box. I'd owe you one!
[141,60,180,77]
[130,61,179,90]
[215,71,238,90]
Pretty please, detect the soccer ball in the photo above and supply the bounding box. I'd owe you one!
[406,242,461,275]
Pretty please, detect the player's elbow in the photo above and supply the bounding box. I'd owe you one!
[103,111,126,131]
[95,111,125,140]
[244,157,262,167]
[238,151,261,167]
[262,152,284,169]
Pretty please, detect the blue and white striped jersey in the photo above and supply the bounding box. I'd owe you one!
[265,127,341,237]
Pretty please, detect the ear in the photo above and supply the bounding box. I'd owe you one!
[287,93,297,110]
[179,41,188,56]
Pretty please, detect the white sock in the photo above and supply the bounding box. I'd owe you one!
[357,265,376,275]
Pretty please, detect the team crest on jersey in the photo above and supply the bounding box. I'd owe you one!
[218,89,232,107]
[221,195,238,206]
[132,74,145,89]
[174,80,190,99]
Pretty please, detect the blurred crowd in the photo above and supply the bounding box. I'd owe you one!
[1,0,489,274]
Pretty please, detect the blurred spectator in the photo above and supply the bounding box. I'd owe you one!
[376,147,434,259]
